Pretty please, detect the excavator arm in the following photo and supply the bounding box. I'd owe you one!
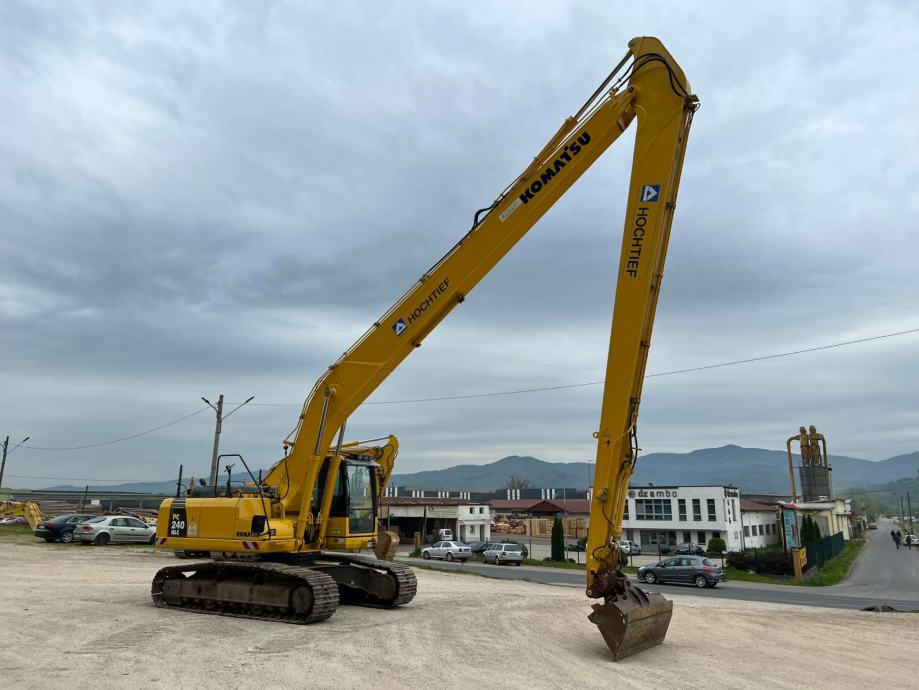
[267,39,697,564]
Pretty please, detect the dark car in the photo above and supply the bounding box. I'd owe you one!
[468,541,490,554]
[675,542,704,556]
[34,514,98,543]
[638,555,726,589]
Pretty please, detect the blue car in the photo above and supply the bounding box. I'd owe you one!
[34,514,97,543]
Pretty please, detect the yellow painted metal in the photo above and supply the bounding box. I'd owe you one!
[0,500,43,530]
[156,437,399,555]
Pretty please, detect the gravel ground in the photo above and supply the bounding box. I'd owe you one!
[1,542,916,689]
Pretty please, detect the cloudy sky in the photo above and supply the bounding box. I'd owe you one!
[2,2,919,488]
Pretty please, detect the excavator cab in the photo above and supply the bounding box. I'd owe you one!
[311,456,382,550]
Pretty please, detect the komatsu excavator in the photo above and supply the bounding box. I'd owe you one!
[154,36,698,660]
[0,500,43,530]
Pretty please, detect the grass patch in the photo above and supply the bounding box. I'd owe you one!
[726,538,866,587]
[523,558,585,570]
[725,567,794,585]
[0,525,38,543]
[802,537,865,586]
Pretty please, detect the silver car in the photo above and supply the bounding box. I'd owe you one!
[74,516,157,545]
[421,541,472,561]
[483,543,523,565]
[619,540,642,555]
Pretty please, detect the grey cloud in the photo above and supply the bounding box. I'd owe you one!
[3,2,919,487]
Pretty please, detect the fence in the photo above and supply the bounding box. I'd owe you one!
[805,531,844,568]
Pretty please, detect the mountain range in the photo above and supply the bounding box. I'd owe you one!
[38,445,919,495]
[389,445,919,493]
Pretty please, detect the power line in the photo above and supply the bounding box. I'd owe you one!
[4,473,152,483]
[233,325,919,407]
[19,407,210,451]
[10,326,919,453]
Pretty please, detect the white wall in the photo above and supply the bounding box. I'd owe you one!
[458,504,491,542]
[619,486,742,552]
[741,509,781,549]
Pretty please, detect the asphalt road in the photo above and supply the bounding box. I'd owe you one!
[403,527,919,611]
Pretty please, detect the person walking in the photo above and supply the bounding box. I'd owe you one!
[891,528,898,548]
[895,529,902,549]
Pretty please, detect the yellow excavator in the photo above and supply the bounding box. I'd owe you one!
[0,500,43,530]
[154,36,697,660]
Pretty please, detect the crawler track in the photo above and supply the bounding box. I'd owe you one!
[324,554,418,608]
[151,561,339,624]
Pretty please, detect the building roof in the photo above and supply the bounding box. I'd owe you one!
[490,499,542,511]
[491,498,591,514]
[740,499,778,512]
[381,497,476,506]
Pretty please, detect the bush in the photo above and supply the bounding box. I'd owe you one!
[658,546,672,556]
[727,547,793,576]
[707,537,726,555]
[550,517,565,561]
[410,547,421,558]
[619,551,628,569]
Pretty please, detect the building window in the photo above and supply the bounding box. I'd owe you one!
[707,499,716,521]
[692,499,701,521]
[479,506,484,514]
[623,501,629,520]
[682,530,692,543]
[678,499,687,521]
[635,499,672,521]
[743,525,750,537]
[697,531,706,544]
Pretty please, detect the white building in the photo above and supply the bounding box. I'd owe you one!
[740,500,782,549]
[381,498,491,543]
[620,485,743,552]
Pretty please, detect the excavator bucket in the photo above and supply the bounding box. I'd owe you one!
[588,586,673,661]
[373,530,400,561]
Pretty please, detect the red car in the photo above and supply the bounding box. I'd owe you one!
[868,523,878,530]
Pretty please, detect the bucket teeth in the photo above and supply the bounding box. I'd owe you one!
[588,584,672,661]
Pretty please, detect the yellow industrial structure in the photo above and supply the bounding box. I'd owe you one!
[0,500,43,530]
[786,425,833,502]
[154,36,697,660]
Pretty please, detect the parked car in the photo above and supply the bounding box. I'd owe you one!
[483,543,524,565]
[427,528,454,542]
[638,555,726,588]
[33,514,98,543]
[468,541,490,554]
[675,542,704,556]
[867,523,878,530]
[619,540,641,555]
[0,516,28,526]
[904,533,919,546]
[74,516,157,545]
[421,541,472,561]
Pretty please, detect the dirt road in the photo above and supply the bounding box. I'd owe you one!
[1,542,916,689]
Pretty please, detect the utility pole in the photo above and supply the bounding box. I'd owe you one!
[0,435,30,491]
[202,395,254,488]
[908,491,914,535]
